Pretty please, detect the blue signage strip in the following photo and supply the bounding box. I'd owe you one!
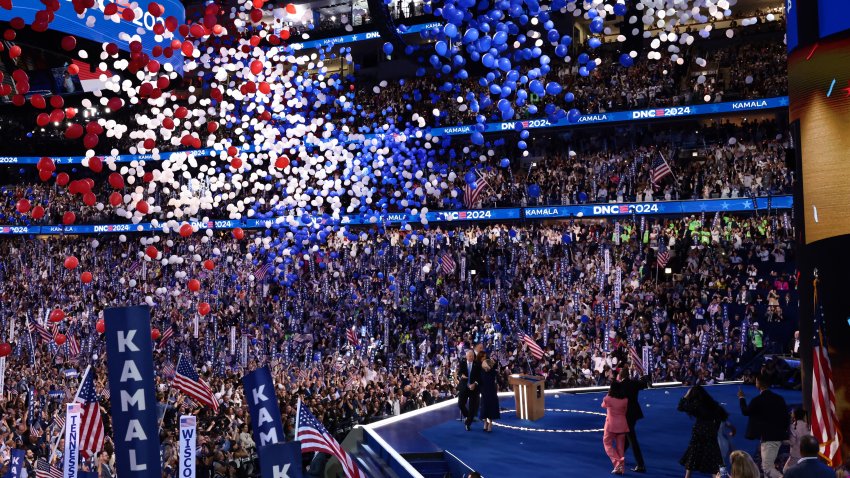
[523,196,793,219]
[103,306,162,478]
[1,97,787,165]
[288,22,440,50]
[1,196,791,235]
[242,367,286,448]
[429,97,790,136]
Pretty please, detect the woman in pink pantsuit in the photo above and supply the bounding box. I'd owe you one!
[602,380,630,475]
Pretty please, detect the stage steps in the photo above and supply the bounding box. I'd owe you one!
[352,442,401,478]
[403,453,451,478]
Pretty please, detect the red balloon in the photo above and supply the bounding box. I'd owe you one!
[109,191,122,207]
[36,113,49,127]
[96,319,105,334]
[181,40,194,57]
[145,245,159,259]
[203,259,214,271]
[61,35,76,51]
[62,211,76,225]
[136,200,149,214]
[89,156,103,173]
[63,255,78,269]
[107,97,123,111]
[230,157,242,169]
[250,60,263,75]
[285,3,296,14]
[0,343,11,358]
[198,302,211,316]
[30,94,45,109]
[54,334,66,346]
[108,172,124,189]
[38,170,52,182]
[31,205,45,220]
[188,278,200,292]
[82,192,96,206]
[179,223,193,237]
[37,156,55,172]
[81,271,93,283]
[8,45,20,59]
[275,157,290,169]
[83,133,98,149]
[49,308,65,322]
[56,172,70,186]
[151,328,161,340]
[65,123,84,139]
[232,227,245,240]
[16,198,30,214]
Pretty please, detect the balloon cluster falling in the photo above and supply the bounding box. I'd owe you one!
[3,0,738,291]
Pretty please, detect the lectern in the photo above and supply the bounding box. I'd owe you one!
[508,374,545,421]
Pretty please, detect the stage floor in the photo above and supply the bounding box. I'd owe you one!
[371,384,801,477]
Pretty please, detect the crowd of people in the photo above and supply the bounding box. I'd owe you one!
[0,206,798,476]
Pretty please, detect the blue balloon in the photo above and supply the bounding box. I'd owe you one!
[465,171,478,185]
[579,66,590,77]
[547,29,559,43]
[435,40,448,56]
[470,131,484,145]
[581,315,589,323]
[619,53,634,67]
[444,23,458,38]
[567,108,581,123]
[494,323,502,332]
[463,28,479,43]
[614,2,627,15]
[590,18,604,34]
[564,92,575,102]
[500,158,510,167]
[578,53,589,64]
[545,81,562,95]
[382,42,393,55]
[528,184,541,197]
[588,37,602,49]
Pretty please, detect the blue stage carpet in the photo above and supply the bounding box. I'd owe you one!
[417,384,800,477]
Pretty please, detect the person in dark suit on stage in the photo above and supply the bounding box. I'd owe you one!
[457,349,482,430]
[618,367,650,473]
[738,373,788,478]
[478,357,500,432]
[783,435,835,478]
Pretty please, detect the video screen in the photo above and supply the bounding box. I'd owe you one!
[789,33,850,244]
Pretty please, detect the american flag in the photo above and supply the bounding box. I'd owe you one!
[629,345,645,375]
[656,241,670,268]
[74,368,105,458]
[156,324,176,351]
[35,458,62,478]
[161,362,176,379]
[463,172,489,209]
[650,153,673,186]
[98,385,111,400]
[344,375,360,391]
[254,262,272,281]
[127,260,142,275]
[29,321,52,344]
[67,334,81,357]
[174,355,219,412]
[52,415,65,431]
[346,326,359,347]
[440,252,456,275]
[811,294,843,467]
[296,401,364,478]
[519,332,545,360]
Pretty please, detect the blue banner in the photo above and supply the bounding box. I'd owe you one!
[243,367,286,448]
[4,449,24,478]
[428,97,790,136]
[258,442,302,478]
[1,0,185,73]
[289,22,440,50]
[0,196,793,236]
[523,196,793,219]
[104,306,161,478]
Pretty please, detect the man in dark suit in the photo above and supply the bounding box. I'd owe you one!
[618,367,650,473]
[457,349,481,430]
[738,373,788,478]
[784,435,835,478]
